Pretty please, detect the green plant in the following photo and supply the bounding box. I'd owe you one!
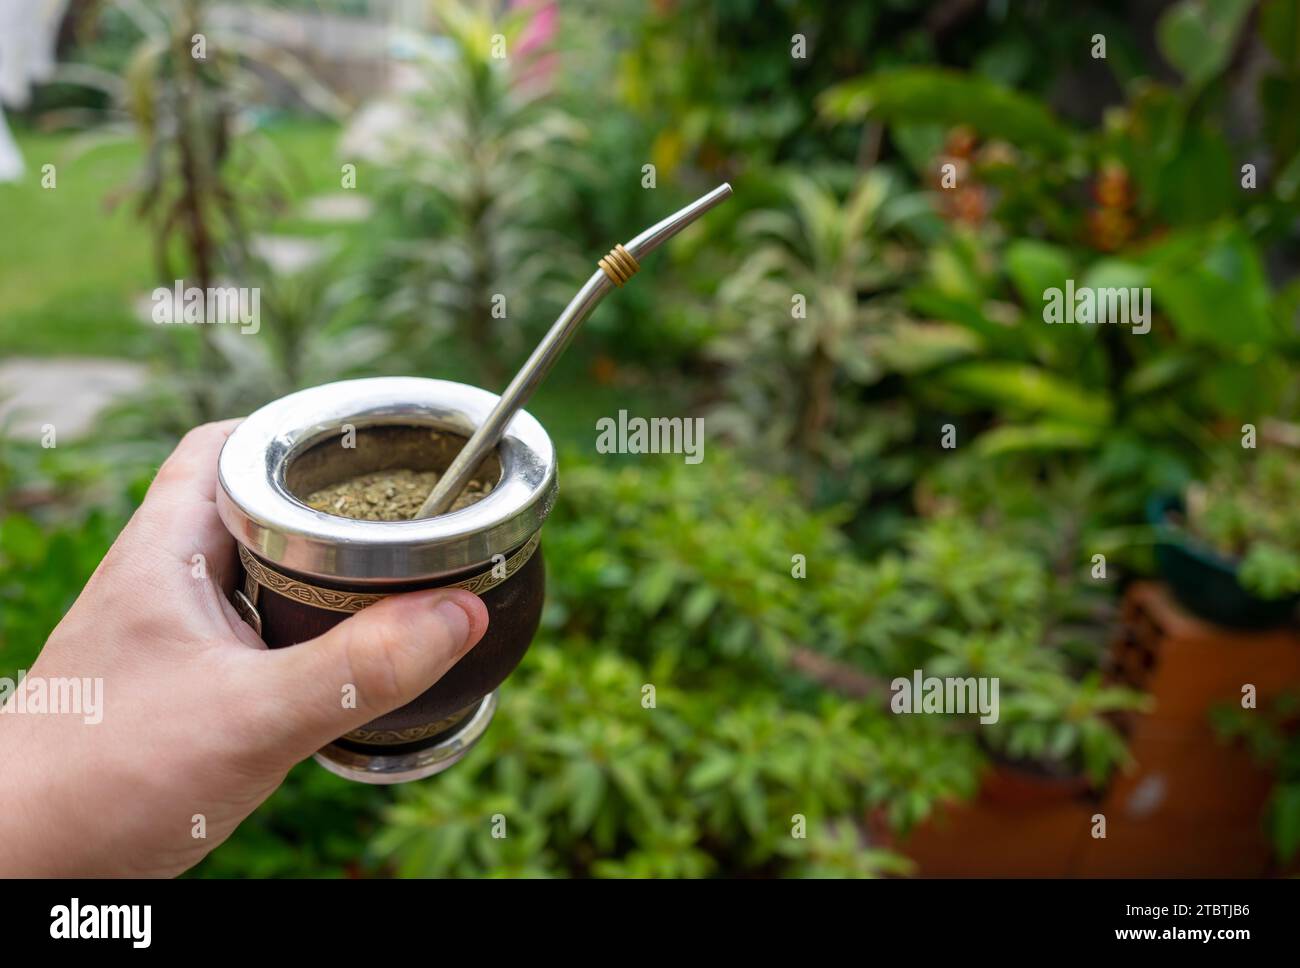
[371,0,586,379]
[611,0,1133,178]
[838,515,1147,787]
[208,250,391,402]
[546,448,860,671]
[841,517,1049,675]
[709,167,965,505]
[374,642,977,877]
[55,0,348,422]
[985,670,1148,787]
[187,762,386,879]
[1212,691,1300,864]
[1184,449,1300,599]
[0,441,149,679]
[814,4,1300,535]
[915,448,1156,581]
[368,450,988,877]
[550,453,1142,806]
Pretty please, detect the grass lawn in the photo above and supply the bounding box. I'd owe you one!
[0,115,684,452]
[0,118,347,359]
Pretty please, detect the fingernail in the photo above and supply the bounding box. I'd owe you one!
[432,595,472,645]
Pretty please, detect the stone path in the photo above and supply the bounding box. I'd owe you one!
[0,357,148,440]
[300,193,374,223]
[250,234,334,275]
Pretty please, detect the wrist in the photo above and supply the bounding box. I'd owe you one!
[0,718,64,875]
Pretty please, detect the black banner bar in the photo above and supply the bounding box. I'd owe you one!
[0,877,1287,953]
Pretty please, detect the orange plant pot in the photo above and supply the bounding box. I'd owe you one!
[894,583,1300,876]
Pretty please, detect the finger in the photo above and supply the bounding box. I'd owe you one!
[253,588,489,762]
[147,418,243,505]
[91,420,245,609]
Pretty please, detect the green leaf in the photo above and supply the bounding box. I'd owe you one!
[1080,258,1149,294]
[631,561,677,614]
[686,754,735,791]
[1262,0,1300,68]
[1004,240,1073,309]
[1,515,46,566]
[890,122,947,176]
[818,68,1075,156]
[735,780,767,839]
[1158,125,1237,224]
[681,585,718,628]
[425,824,470,874]
[872,322,981,374]
[567,762,606,835]
[939,362,1113,425]
[608,762,667,831]
[1142,225,1276,348]
[1122,350,1199,396]
[1157,0,1253,90]
[1273,784,1300,861]
[974,422,1103,456]
[1047,722,1077,761]
[909,289,1017,350]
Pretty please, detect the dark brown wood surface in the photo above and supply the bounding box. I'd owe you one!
[243,543,545,732]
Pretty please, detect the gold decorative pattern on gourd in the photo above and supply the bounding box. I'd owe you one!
[236,530,540,615]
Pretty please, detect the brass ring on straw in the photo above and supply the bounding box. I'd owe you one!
[598,243,639,287]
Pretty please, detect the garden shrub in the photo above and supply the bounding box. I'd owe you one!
[1185,450,1300,599]
[375,642,980,877]
[372,450,987,876]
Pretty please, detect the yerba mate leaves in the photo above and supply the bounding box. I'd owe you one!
[304,469,491,521]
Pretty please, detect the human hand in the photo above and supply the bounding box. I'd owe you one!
[0,420,489,877]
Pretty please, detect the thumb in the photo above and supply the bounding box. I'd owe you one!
[257,588,489,763]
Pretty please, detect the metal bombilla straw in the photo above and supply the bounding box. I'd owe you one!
[414,182,733,519]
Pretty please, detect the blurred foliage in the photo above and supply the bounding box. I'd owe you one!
[552,457,1140,790]
[708,168,956,507]
[1212,690,1300,864]
[1185,448,1300,598]
[988,671,1148,788]
[7,0,1300,877]
[188,760,385,878]
[376,645,940,878]
[372,454,1144,877]
[842,515,1145,787]
[378,453,988,876]
[0,438,150,678]
[110,0,347,416]
[44,0,366,428]
[370,0,588,378]
[812,1,1300,466]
